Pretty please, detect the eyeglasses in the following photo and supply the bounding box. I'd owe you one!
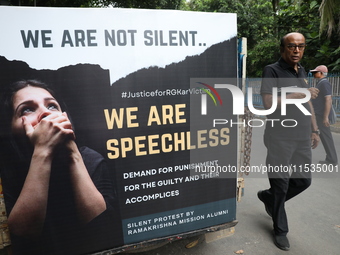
[286,44,306,51]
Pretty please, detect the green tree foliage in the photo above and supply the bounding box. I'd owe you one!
[275,0,340,73]
[319,0,340,37]
[184,0,339,76]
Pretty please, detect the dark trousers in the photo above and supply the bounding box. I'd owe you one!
[316,115,338,164]
[262,133,312,236]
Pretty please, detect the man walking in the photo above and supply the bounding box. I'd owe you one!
[258,32,320,251]
[311,65,338,165]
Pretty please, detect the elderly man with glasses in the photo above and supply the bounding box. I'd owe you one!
[258,32,320,251]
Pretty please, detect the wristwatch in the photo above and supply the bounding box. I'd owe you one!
[312,129,320,135]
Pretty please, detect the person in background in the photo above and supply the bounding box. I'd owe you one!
[311,65,338,165]
[258,32,319,251]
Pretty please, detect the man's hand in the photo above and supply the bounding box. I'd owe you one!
[308,87,319,99]
[323,117,330,127]
[311,133,320,149]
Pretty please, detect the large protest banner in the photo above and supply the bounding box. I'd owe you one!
[0,6,238,254]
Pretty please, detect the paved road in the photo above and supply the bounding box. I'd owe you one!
[124,126,340,255]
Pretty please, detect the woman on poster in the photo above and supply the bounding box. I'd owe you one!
[0,80,121,254]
